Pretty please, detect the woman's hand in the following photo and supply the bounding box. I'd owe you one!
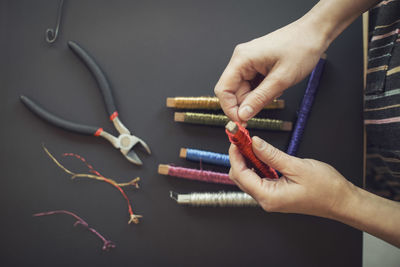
[229,136,400,247]
[214,0,375,122]
[214,17,328,123]
[218,0,400,247]
[229,136,355,218]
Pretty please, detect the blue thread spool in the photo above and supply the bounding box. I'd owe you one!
[286,55,326,156]
[180,148,230,167]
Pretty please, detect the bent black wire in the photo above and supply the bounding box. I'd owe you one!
[45,0,65,43]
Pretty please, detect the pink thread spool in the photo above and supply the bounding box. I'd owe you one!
[158,164,235,186]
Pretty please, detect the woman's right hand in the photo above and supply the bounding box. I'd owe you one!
[214,16,329,122]
[229,136,400,248]
[228,136,355,218]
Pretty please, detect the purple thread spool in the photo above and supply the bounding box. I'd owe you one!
[286,56,326,156]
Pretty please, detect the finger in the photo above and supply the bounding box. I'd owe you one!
[214,63,243,121]
[235,81,251,106]
[235,82,252,126]
[228,168,249,193]
[229,144,266,200]
[252,136,302,178]
[238,69,290,121]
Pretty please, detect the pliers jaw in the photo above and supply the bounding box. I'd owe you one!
[124,138,151,165]
[99,131,151,165]
[112,116,151,165]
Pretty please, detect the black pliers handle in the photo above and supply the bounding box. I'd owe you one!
[21,95,103,136]
[21,41,150,165]
[68,41,117,120]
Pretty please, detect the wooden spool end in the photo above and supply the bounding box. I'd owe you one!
[225,121,238,134]
[275,99,285,109]
[179,148,187,158]
[166,97,176,107]
[174,112,185,122]
[321,53,327,59]
[282,121,293,131]
[158,164,170,175]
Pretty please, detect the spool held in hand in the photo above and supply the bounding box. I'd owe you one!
[225,121,279,179]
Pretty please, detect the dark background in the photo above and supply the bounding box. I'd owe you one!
[0,0,364,266]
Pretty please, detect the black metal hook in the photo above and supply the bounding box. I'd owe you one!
[45,0,65,43]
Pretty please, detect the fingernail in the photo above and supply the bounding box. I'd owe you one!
[238,105,253,121]
[253,136,266,150]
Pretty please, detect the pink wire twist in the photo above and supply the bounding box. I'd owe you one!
[33,210,116,251]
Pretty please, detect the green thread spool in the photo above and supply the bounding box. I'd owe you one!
[184,113,229,126]
[174,112,292,131]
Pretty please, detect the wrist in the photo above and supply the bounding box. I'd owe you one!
[299,0,361,53]
[297,12,331,54]
[325,179,360,221]
[329,181,394,231]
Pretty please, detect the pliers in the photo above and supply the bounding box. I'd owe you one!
[20,41,151,165]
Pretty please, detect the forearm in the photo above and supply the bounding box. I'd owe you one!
[300,0,378,50]
[332,182,400,247]
[301,0,400,244]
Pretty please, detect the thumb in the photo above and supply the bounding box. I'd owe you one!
[252,136,301,176]
[238,71,289,121]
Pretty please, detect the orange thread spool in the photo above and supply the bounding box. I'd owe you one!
[225,121,278,179]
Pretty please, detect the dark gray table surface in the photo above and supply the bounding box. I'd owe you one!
[0,0,364,266]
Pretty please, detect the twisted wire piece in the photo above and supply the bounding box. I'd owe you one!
[170,191,258,207]
[62,153,142,224]
[33,210,116,251]
[43,145,142,224]
[62,153,140,188]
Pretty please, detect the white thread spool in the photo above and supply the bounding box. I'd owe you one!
[170,191,258,207]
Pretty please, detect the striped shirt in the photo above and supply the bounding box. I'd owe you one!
[365,0,400,200]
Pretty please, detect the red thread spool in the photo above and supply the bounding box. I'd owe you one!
[225,121,278,179]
